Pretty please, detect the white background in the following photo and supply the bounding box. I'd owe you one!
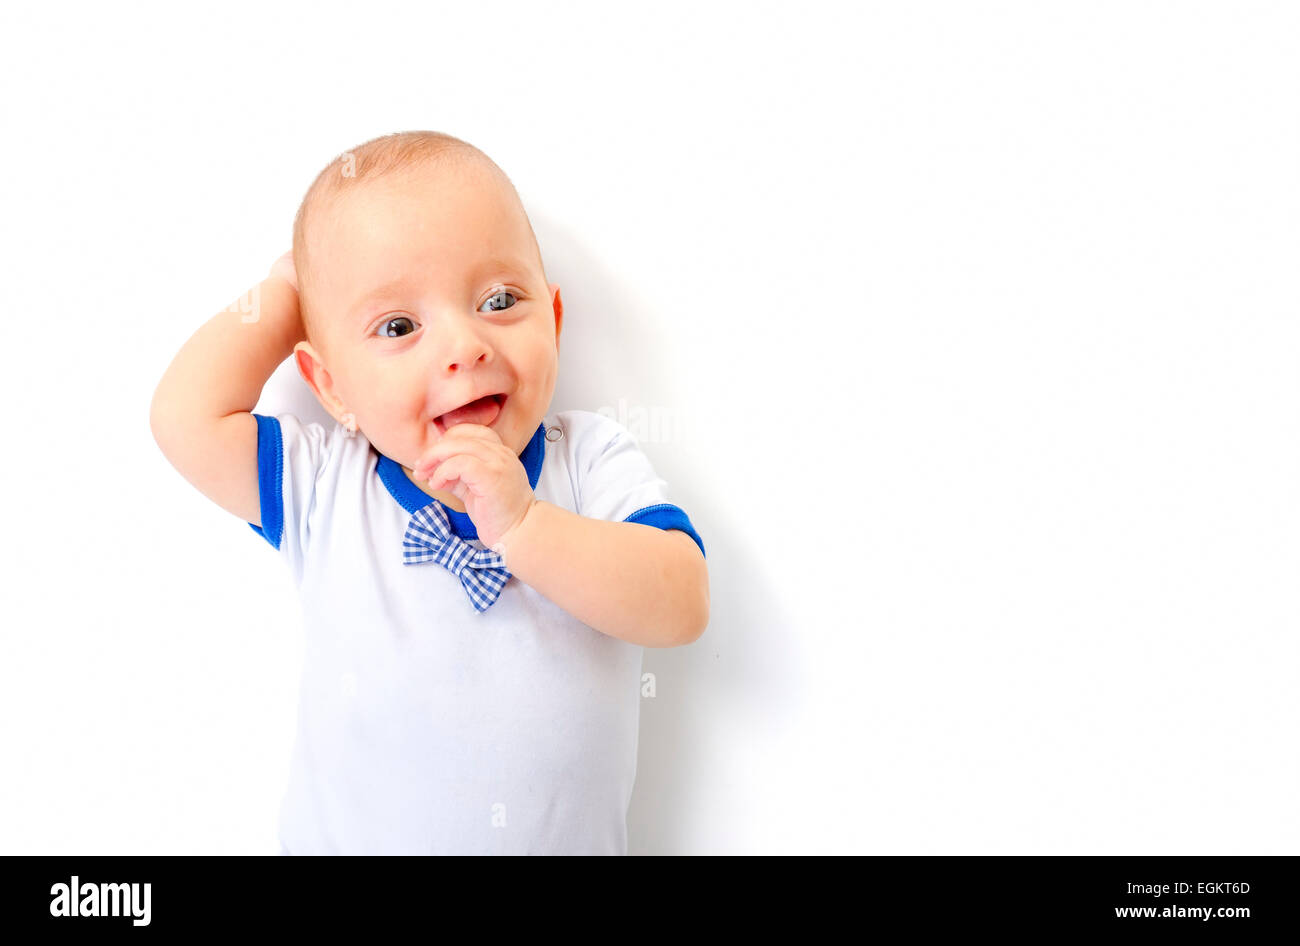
[0,1,1295,854]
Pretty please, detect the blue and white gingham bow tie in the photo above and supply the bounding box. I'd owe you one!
[402,501,512,612]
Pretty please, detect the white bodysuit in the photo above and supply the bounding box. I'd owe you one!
[247,408,705,855]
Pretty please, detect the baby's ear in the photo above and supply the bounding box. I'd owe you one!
[551,284,564,344]
[293,341,333,404]
[292,340,315,377]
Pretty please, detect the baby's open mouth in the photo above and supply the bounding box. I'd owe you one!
[434,393,505,433]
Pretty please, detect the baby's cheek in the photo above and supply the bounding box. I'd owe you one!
[523,339,558,379]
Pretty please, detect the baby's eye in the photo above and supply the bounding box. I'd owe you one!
[376,315,417,338]
[481,290,517,313]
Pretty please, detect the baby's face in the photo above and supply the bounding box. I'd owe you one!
[296,161,562,479]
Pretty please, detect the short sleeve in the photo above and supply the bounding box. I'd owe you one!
[570,412,706,559]
[246,412,338,577]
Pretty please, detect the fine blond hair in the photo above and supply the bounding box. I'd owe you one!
[291,130,542,342]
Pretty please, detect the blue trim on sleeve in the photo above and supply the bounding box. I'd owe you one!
[624,503,706,559]
[246,412,284,550]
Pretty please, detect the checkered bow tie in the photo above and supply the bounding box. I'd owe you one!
[402,500,512,612]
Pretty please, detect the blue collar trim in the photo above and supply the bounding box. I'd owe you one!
[375,422,547,540]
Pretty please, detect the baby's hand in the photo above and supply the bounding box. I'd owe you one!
[413,425,537,551]
[268,249,298,293]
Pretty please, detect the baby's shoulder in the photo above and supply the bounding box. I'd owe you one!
[256,409,373,481]
[544,409,647,493]
[549,408,634,450]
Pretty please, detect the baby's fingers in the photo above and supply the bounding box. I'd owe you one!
[269,250,298,292]
[414,435,495,478]
[427,455,476,492]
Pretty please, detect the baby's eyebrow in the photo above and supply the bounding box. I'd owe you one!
[349,256,531,322]
[351,278,412,316]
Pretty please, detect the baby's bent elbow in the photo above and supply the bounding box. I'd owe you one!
[672,556,710,647]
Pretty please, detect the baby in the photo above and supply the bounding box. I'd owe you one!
[149,130,709,855]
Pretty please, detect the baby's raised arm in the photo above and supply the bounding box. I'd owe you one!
[149,253,305,529]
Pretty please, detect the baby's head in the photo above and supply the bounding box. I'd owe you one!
[289,130,563,484]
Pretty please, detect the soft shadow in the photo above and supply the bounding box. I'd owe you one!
[535,213,807,854]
